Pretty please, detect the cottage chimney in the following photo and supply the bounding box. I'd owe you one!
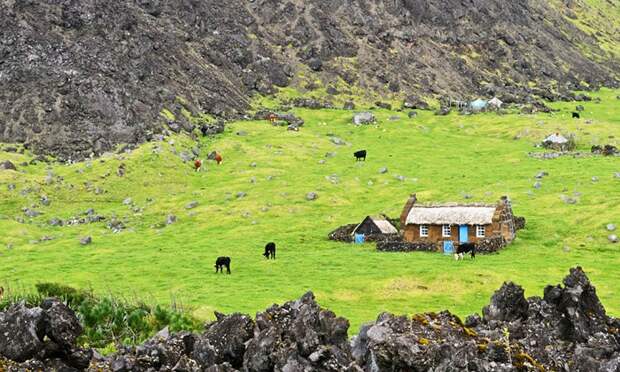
[400,193,417,227]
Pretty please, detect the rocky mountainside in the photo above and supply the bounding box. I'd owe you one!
[1,267,619,371]
[1,0,619,159]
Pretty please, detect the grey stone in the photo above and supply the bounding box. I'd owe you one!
[186,201,199,209]
[306,192,318,201]
[249,162,257,168]
[353,112,376,125]
[606,224,616,231]
[80,236,92,245]
[379,167,388,174]
[24,208,41,218]
[0,160,17,171]
[330,137,346,145]
[236,192,247,199]
[123,197,133,205]
[236,131,248,136]
[609,234,618,243]
[40,196,50,206]
[395,175,406,182]
[7,183,15,191]
[408,111,418,118]
[48,218,63,227]
[166,215,177,225]
[180,151,193,162]
[535,171,548,179]
[533,181,542,189]
[318,159,326,164]
[325,152,337,158]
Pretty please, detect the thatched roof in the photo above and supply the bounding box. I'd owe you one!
[544,133,568,144]
[406,205,496,225]
[372,218,398,234]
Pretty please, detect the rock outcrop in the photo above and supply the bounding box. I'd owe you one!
[1,267,620,371]
[1,1,619,158]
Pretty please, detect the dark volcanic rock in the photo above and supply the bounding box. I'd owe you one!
[2,268,620,371]
[0,304,47,362]
[243,291,355,371]
[192,313,254,368]
[0,1,618,159]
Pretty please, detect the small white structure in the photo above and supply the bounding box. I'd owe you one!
[488,97,503,109]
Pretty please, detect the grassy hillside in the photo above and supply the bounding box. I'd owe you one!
[1,89,619,333]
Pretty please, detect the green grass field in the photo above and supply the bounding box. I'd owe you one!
[1,89,619,333]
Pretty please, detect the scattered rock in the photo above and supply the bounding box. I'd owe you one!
[407,111,418,118]
[7,183,16,191]
[306,192,318,201]
[533,181,542,189]
[0,160,17,171]
[166,215,177,225]
[388,115,400,121]
[24,208,41,218]
[249,162,257,168]
[186,201,199,209]
[606,224,616,231]
[325,152,337,158]
[330,137,347,145]
[375,101,392,110]
[40,196,51,206]
[236,131,248,136]
[122,197,133,206]
[395,175,405,182]
[318,159,326,164]
[609,234,618,243]
[352,112,376,125]
[236,192,247,199]
[116,163,126,177]
[343,101,355,110]
[80,236,92,245]
[379,167,388,174]
[535,171,548,179]
[48,218,63,227]
[576,105,584,111]
[591,176,599,182]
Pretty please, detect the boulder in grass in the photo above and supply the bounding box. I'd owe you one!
[306,192,318,201]
[80,236,92,245]
[0,160,17,171]
[352,112,376,125]
[609,235,618,243]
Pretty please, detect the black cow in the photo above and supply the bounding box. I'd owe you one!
[263,242,276,259]
[215,256,231,274]
[572,112,580,119]
[354,150,367,161]
[455,243,476,260]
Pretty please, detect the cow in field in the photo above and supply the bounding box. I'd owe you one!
[263,242,276,259]
[455,243,476,260]
[572,112,580,119]
[354,150,367,161]
[215,256,231,274]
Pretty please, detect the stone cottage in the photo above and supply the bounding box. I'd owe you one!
[399,194,517,253]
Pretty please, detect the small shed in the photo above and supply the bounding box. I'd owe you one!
[488,97,503,109]
[469,99,488,111]
[352,216,398,236]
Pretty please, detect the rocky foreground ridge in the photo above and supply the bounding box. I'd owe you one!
[1,267,619,371]
[1,0,619,159]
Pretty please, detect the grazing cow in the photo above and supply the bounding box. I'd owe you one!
[214,153,223,165]
[572,112,580,119]
[455,243,476,260]
[215,256,231,274]
[0,286,3,300]
[194,159,202,172]
[354,150,367,161]
[263,242,276,259]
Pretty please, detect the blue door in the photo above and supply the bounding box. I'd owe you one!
[354,234,365,244]
[443,241,454,255]
[459,225,469,243]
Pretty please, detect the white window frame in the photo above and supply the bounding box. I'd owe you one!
[476,225,486,238]
[420,224,429,237]
[442,224,451,237]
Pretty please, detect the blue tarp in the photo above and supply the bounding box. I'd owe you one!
[469,99,488,111]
